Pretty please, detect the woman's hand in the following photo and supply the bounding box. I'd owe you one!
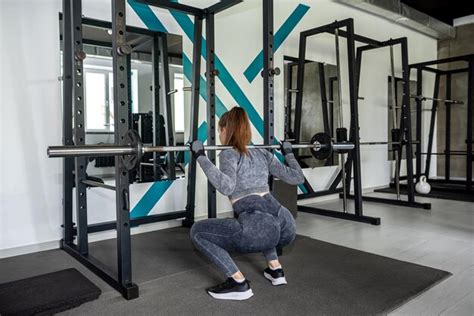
[280,141,293,156]
[191,140,206,158]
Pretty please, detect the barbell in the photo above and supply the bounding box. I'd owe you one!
[47,130,355,170]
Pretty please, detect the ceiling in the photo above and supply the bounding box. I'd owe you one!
[400,0,474,25]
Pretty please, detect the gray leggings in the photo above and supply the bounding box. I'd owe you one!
[190,194,296,277]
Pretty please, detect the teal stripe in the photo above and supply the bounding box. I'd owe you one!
[129,1,308,216]
[243,4,310,83]
[167,11,265,137]
[130,181,173,218]
[127,1,208,218]
[127,0,168,32]
[128,5,229,217]
[182,55,228,117]
[131,123,208,218]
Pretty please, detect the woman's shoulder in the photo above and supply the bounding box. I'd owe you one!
[249,148,273,161]
[219,147,271,161]
[219,148,241,161]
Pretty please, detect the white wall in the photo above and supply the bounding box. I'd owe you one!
[0,0,437,256]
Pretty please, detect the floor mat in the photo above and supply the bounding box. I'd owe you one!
[0,268,101,315]
[58,229,451,315]
[375,186,474,202]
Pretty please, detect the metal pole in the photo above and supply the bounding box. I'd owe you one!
[82,180,116,191]
[445,73,451,180]
[112,0,135,293]
[318,63,330,135]
[158,33,176,180]
[263,0,276,197]
[415,68,423,181]
[62,0,74,246]
[346,19,364,216]
[263,0,275,146]
[285,63,294,139]
[409,95,463,104]
[424,74,441,177]
[400,38,415,203]
[335,27,347,212]
[71,0,88,255]
[48,142,355,157]
[360,141,420,145]
[335,29,344,129]
[467,58,473,191]
[184,16,203,227]
[206,11,217,218]
[390,45,400,200]
[329,77,336,165]
[151,34,161,180]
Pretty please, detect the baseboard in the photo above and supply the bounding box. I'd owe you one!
[0,240,62,259]
[297,185,392,206]
[0,210,235,259]
[297,193,341,205]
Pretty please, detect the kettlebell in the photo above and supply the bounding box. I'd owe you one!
[415,176,431,194]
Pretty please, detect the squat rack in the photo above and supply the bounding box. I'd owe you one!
[294,18,381,226]
[59,0,295,300]
[408,55,472,200]
[61,0,242,300]
[345,37,431,210]
[377,55,473,201]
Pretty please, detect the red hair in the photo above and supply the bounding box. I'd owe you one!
[218,107,252,154]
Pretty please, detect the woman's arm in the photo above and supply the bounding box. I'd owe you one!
[265,150,305,185]
[196,150,238,196]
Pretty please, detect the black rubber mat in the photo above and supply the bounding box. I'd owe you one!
[375,186,474,202]
[60,228,451,315]
[0,268,101,315]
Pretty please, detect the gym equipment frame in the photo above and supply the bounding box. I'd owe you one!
[294,19,381,226]
[344,37,431,210]
[58,12,179,181]
[377,54,473,201]
[59,0,242,300]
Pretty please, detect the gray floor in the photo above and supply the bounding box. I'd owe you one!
[297,192,474,315]
[54,233,448,315]
[1,193,472,315]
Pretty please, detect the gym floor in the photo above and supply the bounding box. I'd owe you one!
[2,193,470,315]
[297,193,473,315]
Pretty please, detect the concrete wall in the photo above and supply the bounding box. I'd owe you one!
[437,24,474,178]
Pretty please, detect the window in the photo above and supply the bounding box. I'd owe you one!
[84,59,139,132]
[85,71,108,130]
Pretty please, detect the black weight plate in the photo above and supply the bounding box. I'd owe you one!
[122,129,143,170]
[310,132,332,160]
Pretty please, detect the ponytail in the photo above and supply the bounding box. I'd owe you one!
[218,107,252,154]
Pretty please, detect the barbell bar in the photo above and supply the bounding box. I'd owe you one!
[47,130,355,170]
[408,94,464,105]
[360,141,421,145]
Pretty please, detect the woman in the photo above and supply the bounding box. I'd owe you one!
[190,107,305,301]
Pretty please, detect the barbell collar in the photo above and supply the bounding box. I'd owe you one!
[333,143,356,151]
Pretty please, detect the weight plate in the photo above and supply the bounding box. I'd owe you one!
[122,129,143,170]
[310,132,333,160]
